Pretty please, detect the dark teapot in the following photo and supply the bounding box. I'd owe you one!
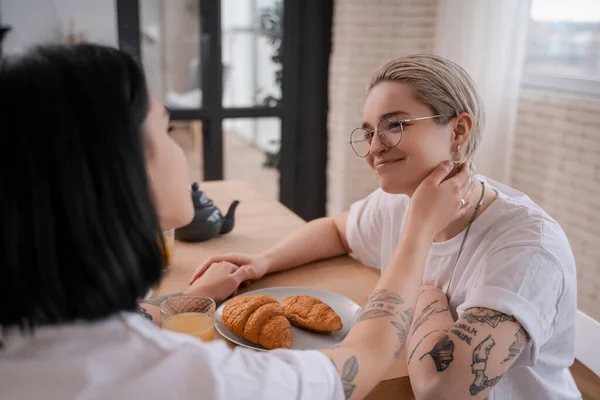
[175,182,240,242]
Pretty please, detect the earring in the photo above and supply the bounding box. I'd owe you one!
[451,144,462,165]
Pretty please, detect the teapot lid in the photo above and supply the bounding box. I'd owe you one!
[190,182,212,208]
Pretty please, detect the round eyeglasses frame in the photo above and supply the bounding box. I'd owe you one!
[349,114,451,158]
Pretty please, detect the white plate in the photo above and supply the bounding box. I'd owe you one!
[215,287,362,351]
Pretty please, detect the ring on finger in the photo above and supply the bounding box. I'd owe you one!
[460,198,466,208]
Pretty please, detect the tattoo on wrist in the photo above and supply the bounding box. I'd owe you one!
[462,307,516,328]
[355,289,405,323]
[139,292,182,307]
[355,289,413,359]
[410,300,449,336]
[368,289,405,304]
[420,334,455,372]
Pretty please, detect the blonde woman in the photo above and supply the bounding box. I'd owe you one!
[192,55,581,399]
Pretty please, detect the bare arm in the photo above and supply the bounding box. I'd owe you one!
[319,220,431,399]
[405,286,530,400]
[190,212,350,283]
[261,211,351,274]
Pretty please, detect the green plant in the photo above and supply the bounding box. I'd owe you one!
[258,0,283,107]
[257,1,283,169]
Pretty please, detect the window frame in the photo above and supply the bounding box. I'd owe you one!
[522,4,600,97]
[521,71,600,97]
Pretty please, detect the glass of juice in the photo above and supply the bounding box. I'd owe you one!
[160,294,216,341]
[161,229,175,271]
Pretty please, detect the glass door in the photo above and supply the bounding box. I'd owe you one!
[116,0,331,220]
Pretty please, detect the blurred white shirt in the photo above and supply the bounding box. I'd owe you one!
[0,313,344,400]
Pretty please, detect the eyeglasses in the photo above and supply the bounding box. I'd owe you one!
[350,114,451,158]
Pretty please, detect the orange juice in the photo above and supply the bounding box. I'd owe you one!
[161,229,175,269]
[163,312,214,341]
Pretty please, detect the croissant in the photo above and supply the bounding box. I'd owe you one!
[222,294,293,349]
[280,295,343,333]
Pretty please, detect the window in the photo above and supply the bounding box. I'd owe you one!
[0,0,118,55]
[523,0,600,95]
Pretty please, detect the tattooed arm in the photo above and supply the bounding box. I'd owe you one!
[319,218,432,399]
[406,285,453,367]
[316,160,474,399]
[406,286,530,400]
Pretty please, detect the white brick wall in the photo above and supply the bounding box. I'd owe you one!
[327,0,438,215]
[510,88,600,321]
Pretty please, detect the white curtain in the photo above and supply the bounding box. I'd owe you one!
[434,0,531,183]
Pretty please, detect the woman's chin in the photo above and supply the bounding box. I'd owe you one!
[378,177,416,196]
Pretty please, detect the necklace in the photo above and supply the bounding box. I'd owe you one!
[446,179,486,292]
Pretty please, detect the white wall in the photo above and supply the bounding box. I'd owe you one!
[327,0,438,215]
[0,0,117,54]
[510,87,600,322]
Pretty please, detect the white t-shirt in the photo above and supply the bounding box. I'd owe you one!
[0,313,344,400]
[347,175,581,400]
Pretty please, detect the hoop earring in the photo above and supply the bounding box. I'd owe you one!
[451,145,462,165]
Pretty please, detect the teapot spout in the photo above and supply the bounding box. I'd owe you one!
[220,200,240,235]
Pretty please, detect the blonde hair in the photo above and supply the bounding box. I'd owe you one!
[368,54,485,164]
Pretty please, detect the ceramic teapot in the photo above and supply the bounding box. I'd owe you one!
[175,182,239,242]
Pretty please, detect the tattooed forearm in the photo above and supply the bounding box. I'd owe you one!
[407,329,448,365]
[354,309,395,323]
[390,308,414,359]
[470,334,503,395]
[410,300,449,336]
[354,289,407,324]
[420,335,455,371]
[463,307,516,328]
[139,292,182,307]
[354,289,413,359]
[368,289,405,304]
[502,326,529,364]
[334,356,359,399]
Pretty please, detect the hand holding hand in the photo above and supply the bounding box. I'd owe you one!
[184,261,253,303]
[189,253,270,286]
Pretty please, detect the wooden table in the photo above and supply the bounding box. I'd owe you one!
[153,180,414,399]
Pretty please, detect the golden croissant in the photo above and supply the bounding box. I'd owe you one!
[221,294,293,349]
[280,295,343,333]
